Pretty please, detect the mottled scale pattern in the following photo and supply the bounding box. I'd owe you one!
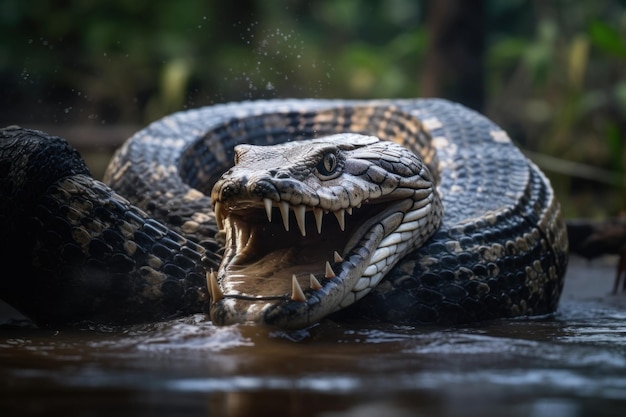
[0,128,213,324]
[0,98,568,326]
[104,98,567,324]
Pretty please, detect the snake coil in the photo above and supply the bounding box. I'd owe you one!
[0,99,568,329]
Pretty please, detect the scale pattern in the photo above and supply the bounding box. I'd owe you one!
[0,99,568,326]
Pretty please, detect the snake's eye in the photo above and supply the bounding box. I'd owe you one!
[316,152,339,178]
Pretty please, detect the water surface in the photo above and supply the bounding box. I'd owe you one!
[1,256,625,417]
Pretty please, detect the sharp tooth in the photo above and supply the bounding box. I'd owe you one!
[206,273,212,298]
[206,270,224,302]
[313,208,323,234]
[214,201,224,230]
[279,201,290,231]
[334,251,343,263]
[334,209,345,231]
[310,274,322,290]
[346,207,353,215]
[325,261,336,278]
[291,275,307,302]
[263,198,273,222]
[294,205,306,237]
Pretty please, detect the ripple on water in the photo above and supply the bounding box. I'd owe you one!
[554,300,626,348]
[86,314,253,353]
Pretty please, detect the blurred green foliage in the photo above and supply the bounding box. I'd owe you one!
[0,0,624,217]
[485,1,626,217]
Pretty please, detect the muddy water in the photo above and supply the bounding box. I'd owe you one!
[1,256,626,417]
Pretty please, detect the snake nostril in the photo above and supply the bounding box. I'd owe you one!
[275,171,290,179]
[220,181,242,199]
[221,184,233,197]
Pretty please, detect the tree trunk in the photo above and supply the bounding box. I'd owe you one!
[420,0,485,112]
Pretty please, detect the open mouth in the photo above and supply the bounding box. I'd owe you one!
[208,196,395,327]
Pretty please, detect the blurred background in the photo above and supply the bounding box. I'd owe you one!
[0,0,624,219]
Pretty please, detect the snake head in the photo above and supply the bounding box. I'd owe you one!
[209,133,441,329]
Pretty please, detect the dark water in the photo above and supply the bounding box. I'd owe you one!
[1,256,626,417]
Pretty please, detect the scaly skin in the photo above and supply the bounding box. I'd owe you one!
[0,99,568,328]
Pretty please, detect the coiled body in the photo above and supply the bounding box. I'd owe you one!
[0,99,568,328]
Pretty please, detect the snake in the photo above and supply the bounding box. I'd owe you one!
[0,98,569,329]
